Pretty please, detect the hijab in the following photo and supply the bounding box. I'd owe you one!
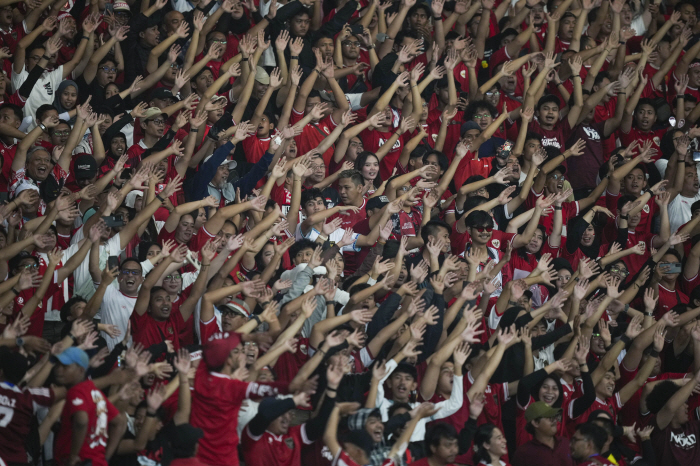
[54,80,78,125]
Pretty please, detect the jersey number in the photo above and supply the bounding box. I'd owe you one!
[0,406,15,427]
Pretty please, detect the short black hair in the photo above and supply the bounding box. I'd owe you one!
[421,220,452,245]
[462,195,489,212]
[465,100,498,121]
[289,239,317,260]
[422,150,449,172]
[425,423,458,454]
[646,380,681,414]
[661,248,682,263]
[60,296,87,323]
[301,188,325,208]
[465,210,492,228]
[338,169,364,186]
[120,257,142,271]
[36,104,57,122]
[636,98,657,113]
[392,362,418,380]
[537,94,560,111]
[575,423,608,453]
[0,103,22,121]
[525,131,542,145]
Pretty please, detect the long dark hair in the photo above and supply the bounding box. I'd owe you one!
[473,424,499,465]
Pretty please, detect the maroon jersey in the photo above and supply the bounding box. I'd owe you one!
[0,382,54,464]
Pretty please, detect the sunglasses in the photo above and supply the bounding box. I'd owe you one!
[473,226,493,232]
[342,41,360,47]
[53,130,70,137]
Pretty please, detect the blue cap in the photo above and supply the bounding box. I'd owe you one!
[56,347,89,369]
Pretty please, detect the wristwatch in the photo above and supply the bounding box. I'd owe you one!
[15,337,24,347]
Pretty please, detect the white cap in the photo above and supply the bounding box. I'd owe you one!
[125,190,143,208]
[204,154,237,169]
[14,181,40,196]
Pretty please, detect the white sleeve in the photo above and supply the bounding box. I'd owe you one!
[375,359,398,416]
[429,375,463,421]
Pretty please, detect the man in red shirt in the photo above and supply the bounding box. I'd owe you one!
[332,169,368,230]
[191,332,282,466]
[512,401,573,466]
[54,347,126,466]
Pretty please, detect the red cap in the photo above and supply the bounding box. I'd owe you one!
[202,332,242,369]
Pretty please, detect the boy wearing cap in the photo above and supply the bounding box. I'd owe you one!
[512,401,572,466]
[53,347,126,466]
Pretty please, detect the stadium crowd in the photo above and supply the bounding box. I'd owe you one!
[0,0,700,464]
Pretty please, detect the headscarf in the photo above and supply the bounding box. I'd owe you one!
[54,80,78,125]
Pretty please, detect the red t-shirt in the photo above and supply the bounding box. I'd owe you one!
[130,309,185,352]
[54,379,120,466]
[290,109,338,170]
[360,127,406,180]
[619,127,666,161]
[241,424,314,466]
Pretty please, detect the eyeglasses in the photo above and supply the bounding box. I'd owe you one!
[473,113,491,119]
[22,263,39,269]
[120,269,141,276]
[591,333,601,338]
[609,265,629,277]
[548,174,565,181]
[342,41,360,47]
[244,341,258,347]
[170,63,181,69]
[53,130,70,137]
[210,39,227,44]
[485,91,500,96]
[473,226,493,232]
[149,118,166,125]
[101,66,117,73]
[164,274,182,281]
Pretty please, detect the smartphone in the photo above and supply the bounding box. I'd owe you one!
[666,263,682,274]
[107,255,119,271]
[104,3,113,13]
[121,168,133,179]
[349,24,364,36]
[103,214,126,228]
[693,151,700,162]
[0,192,8,204]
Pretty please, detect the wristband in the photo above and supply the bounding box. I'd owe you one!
[620,334,632,347]
[146,412,158,418]
[620,214,629,220]
[619,41,626,44]
[11,287,19,295]
[618,92,626,94]
[554,206,563,210]
[649,349,660,358]
[318,348,327,356]
[645,311,653,317]
[251,314,262,325]
[156,194,166,203]
[41,55,50,60]
[39,123,47,132]
[291,55,299,59]
[433,16,441,20]
[326,387,337,392]
[190,128,198,133]
[579,363,587,368]
[572,75,580,78]
[68,333,77,342]
[82,35,90,41]
[49,354,59,364]
[623,304,630,313]
[318,234,329,241]
[241,57,249,62]
[15,337,24,347]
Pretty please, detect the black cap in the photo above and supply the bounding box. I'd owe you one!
[367,195,390,211]
[537,94,561,110]
[340,430,375,456]
[75,154,98,180]
[587,410,615,425]
[169,423,204,459]
[460,120,481,136]
[151,87,179,103]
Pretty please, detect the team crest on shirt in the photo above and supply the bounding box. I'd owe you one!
[10,31,16,40]
[460,70,466,79]
[16,297,23,305]
[653,137,660,147]
[300,344,307,355]
[643,204,650,214]
[72,398,83,406]
[285,438,295,449]
[431,134,438,142]
[236,271,247,282]
[167,326,174,335]
[492,239,500,248]
[323,126,330,134]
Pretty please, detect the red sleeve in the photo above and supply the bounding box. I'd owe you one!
[289,108,304,125]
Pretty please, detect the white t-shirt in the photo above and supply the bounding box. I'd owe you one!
[70,227,125,300]
[101,285,137,350]
[36,242,82,321]
[669,192,700,234]
[12,66,65,120]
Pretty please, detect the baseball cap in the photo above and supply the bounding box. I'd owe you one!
[125,190,144,208]
[460,120,481,136]
[202,332,242,368]
[113,1,131,13]
[151,87,179,103]
[255,66,270,85]
[203,154,237,169]
[219,299,250,318]
[56,347,89,369]
[75,154,97,180]
[525,401,561,422]
[142,107,167,121]
[366,195,389,211]
[56,12,73,22]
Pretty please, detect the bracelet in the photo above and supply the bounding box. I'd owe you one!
[39,123,47,132]
[156,194,166,203]
[368,44,375,49]
[41,55,50,60]
[620,214,629,220]
[623,304,630,314]
[433,16,441,20]
[554,206,563,210]
[81,35,89,41]
[68,333,77,342]
[146,412,158,418]
[326,387,337,392]
[618,92,626,94]
[251,314,262,325]
[649,349,660,358]
[190,128,198,133]
[646,311,653,317]
[291,55,299,59]
[619,41,626,44]
[579,363,587,368]
[11,287,19,295]
[241,57,249,62]
[572,75,580,78]
[318,234,329,241]
[318,348,327,356]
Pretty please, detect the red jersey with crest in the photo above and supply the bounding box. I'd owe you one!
[290,109,338,170]
[241,423,314,466]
